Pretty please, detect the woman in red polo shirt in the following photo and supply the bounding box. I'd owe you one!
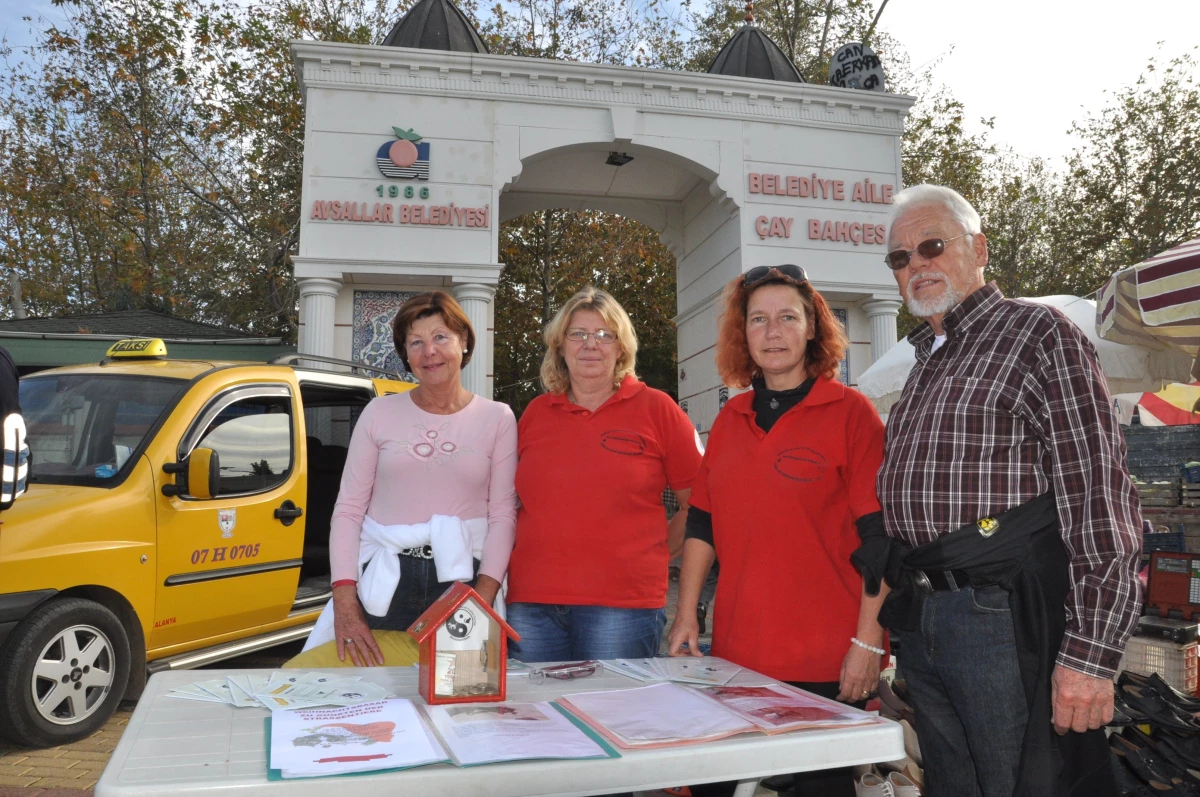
[667,265,887,797]
[507,286,702,661]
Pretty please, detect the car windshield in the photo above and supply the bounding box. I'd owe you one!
[20,374,188,486]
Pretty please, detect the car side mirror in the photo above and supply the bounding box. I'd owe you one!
[161,447,220,498]
[1,413,28,509]
[187,448,220,499]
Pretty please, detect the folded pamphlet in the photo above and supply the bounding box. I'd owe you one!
[609,656,742,686]
[167,670,393,711]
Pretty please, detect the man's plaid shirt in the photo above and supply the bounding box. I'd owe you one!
[878,283,1143,679]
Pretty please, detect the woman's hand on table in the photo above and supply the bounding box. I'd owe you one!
[666,614,703,657]
[837,640,881,702]
[332,585,385,667]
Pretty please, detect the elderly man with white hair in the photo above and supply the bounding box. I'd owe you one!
[852,184,1141,797]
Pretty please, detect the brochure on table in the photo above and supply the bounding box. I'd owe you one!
[558,682,757,748]
[558,682,879,749]
[424,701,618,766]
[169,670,389,710]
[269,699,448,779]
[609,656,743,685]
[692,683,877,733]
[267,697,619,778]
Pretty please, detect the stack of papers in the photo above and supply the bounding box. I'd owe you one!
[267,698,620,779]
[558,682,879,749]
[558,682,756,748]
[424,702,618,766]
[168,671,391,710]
[609,656,743,685]
[692,684,877,733]
[270,699,448,778]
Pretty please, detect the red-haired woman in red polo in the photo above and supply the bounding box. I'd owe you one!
[667,265,888,797]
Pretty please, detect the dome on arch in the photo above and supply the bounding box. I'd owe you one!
[382,0,489,54]
[707,24,805,83]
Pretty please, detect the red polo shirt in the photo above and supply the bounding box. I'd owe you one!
[508,376,701,608]
[689,377,884,682]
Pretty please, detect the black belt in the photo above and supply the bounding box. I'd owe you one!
[913,568,972,592]
[399,545,434,559]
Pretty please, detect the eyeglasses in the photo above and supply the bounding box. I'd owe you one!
[884,234,971,271]
[528,660,602,684]
[743,264,808,287]
[565,329,618,345]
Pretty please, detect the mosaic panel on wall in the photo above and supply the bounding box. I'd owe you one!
[832,308,850,385]
[353,290,418,381]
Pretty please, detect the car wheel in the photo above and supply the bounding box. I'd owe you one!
[0,597,131,747]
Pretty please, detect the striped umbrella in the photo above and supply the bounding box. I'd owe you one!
[1097,237,1200,378]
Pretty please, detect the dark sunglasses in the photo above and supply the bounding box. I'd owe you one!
[884,234,970,271]
[743,264,808,287]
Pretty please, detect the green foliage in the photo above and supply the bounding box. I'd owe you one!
[4,0,1196,389]
[1049,53,1200,290]
[494,210,678,415]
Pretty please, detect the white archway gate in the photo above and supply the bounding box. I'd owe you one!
[292,40,913,435]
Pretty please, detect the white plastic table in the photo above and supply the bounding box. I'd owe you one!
[96,665,904,797]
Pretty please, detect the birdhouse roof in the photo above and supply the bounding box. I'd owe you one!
[406,582,519,644]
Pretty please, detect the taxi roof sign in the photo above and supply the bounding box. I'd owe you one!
[105,338,168,359]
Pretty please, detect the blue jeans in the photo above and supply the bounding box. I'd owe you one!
[364,555,479,633]
[507,603,667,662]
[893,585,1028,797]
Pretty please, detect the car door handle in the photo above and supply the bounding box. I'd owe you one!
[273,500,303,526]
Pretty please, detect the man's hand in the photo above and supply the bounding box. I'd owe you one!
[666,614,703,657]
[474,574,502,606]
[1051,665,1113,735]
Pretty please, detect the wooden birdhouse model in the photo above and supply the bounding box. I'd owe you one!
[406,582,520,705]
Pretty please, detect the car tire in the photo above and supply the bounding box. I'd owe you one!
[0,597,131,747]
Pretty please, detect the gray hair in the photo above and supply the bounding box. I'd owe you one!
[887,185,982,243]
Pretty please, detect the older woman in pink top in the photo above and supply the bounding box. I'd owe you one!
[297,291,517,667]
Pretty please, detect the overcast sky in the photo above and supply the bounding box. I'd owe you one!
[3,0,1198,166]
[880,0,1200,165]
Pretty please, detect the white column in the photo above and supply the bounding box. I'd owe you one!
[298,277,342,362]
[863,297,903,364]
[452,283,496,398]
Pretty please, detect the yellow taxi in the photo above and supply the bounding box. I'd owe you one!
[0,340,413,746]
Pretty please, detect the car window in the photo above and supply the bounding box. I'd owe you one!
[194,396,293,497]
[20,374,187,486]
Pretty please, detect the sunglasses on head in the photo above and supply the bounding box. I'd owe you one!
[743,264,808,287]
[884,233,971,271]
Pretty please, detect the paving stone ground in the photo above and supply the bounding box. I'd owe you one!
[0,570,744,796]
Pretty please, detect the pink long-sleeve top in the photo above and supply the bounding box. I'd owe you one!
[328,392,518,584]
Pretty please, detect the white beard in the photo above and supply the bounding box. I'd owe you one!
[905,272,966,319]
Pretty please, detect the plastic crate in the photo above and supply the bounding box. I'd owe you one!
[1119,637,1198,695]
[1144,532,1186,553]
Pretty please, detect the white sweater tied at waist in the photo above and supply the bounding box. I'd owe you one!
[303,514,489,652]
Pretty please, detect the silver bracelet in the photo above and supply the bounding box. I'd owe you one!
[851,637,885,656]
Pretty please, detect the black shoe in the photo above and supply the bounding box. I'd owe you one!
[1114,734,1200,796]
[1113,748,1158,796]
[1123,685,1200,734]
[759,774,794,792]
[1124,727,1200,787]
[1122,671,1200,713]
[1113,689,1150,726]
[1163,735,1200,769]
